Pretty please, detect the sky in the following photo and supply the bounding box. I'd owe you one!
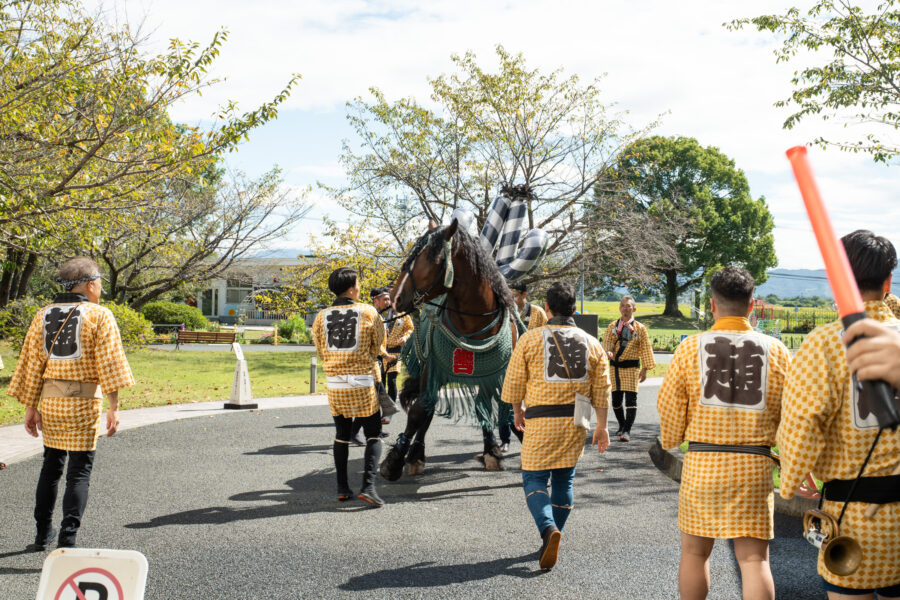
[95,0,900,270]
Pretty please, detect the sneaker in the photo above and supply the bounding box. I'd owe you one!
[539,526,561,570]
[620,431,630,442]
[358,488,385,507]
[499,442,510,453]
[614,428,623,438]
[351,431,366,447]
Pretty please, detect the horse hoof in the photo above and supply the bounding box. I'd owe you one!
[483,453,504,471]
[404,461,426,476]
[379,448,405,482]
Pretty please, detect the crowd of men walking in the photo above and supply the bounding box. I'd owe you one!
[6,228,900,599]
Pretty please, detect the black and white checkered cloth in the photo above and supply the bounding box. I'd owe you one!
[451,190,548,281]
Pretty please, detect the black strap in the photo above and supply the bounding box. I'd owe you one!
[611,359,640,369]
[387,346,403,354]
[823,475,900,505]
[687,441,780,465]
[524,404,575,419]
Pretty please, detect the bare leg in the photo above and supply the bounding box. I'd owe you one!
[733,537,774,600]
[679,532,714,600]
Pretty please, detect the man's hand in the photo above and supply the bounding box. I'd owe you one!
[606,350,614,360]
[844,318,900,389]
[385,355,398,366]
[106,408,120,437]
[24,407,42,437]
[513,405,526,432]
[592,427,610,453]
[639,368,648,383]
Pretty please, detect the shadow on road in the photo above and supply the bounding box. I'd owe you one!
[276,423,333,429]
[338,553,545,590]
[243,444,332,456]
[124,453,521,529]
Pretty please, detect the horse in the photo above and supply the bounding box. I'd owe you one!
[379,218,523,480]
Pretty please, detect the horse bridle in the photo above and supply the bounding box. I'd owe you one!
[397,234,452,311]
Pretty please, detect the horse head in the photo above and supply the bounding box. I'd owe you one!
[392,219,459,313]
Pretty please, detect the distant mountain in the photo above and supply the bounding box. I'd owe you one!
[757,268,900,298]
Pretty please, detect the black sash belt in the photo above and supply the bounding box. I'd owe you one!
[688,442,780,465]
[610,359,640,369]
[524,404,575,419]
[823,475,900,504]
[387,346,403,353]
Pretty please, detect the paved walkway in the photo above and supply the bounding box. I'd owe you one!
[0,380,820,599]
[0,395,328,465]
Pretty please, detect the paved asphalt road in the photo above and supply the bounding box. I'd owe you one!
[0,388,821,599]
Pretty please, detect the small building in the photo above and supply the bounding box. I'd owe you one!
[197,250,312,325]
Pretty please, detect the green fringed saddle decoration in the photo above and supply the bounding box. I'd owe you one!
[401,295,526,429]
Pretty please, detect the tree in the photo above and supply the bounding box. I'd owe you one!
[256,219,399,315]
[0,0,299,303]
[731,0,900,163]
[597,136,777,316]
[330,46,666,284]
[86,167,311,309]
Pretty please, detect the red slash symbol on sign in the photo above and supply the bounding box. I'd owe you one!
[55,567,124,600]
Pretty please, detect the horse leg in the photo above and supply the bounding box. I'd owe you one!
[404,401,434,476]
[481,426,504,471]
[379,379,424,481]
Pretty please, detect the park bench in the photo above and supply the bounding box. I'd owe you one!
[175,330,236,349]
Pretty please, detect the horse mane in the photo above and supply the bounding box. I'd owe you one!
[401,225,515,310]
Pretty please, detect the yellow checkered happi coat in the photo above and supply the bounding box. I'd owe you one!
[519,303,548,330]
[778,300,900,589]
[7,300,135,451]
[384,313,413,375]
[658,316,792,540]
[884,292,900,319]
[602,319,655,393]
[312,301,384,418]
[501,323,610,471]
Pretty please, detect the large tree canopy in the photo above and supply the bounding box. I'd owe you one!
[597,136,777,316]
[731,0,900,163]
[0,0,301,306]
[330,46,668,286]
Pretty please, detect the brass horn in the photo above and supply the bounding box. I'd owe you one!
[803,509,863,577]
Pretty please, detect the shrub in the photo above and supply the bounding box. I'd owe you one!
[0,296,48,350]
[276,313,309,342]
[140,301,207,330]
[103,301,155,347]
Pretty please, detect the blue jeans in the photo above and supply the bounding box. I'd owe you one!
[522,467,576,534]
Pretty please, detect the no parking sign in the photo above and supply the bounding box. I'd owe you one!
[35,549,147,600]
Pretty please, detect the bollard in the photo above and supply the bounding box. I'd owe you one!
[273,324,278,346]
[224,342,257,410]
[310,356,317,394]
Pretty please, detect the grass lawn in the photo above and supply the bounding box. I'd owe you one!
[0,344,325,427]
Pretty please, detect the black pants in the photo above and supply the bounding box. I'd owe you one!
[34,446,96,545]
[611,390,638,433]
[386,372,398,402]
[335,412,383,441]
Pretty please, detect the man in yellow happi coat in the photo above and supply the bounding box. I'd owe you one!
[501,281,611,570]
[509,279,548,330]
[778,230,900,599]
[883,290,900,319]
[312,267,387,507]
[602,295,655,442]
[374,286,413,417]
[657,266,792,600]
[8,257,134,550]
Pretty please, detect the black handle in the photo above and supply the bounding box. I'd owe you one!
[842,311,900,430]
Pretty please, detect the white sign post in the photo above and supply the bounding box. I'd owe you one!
[35,548,148,600]
[224,342,257,410]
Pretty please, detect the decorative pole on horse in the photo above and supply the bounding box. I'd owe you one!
[380,185,549,480]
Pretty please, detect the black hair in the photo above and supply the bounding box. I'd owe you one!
[546,281,576,316]
[328,267,358,296]
[842,230,897,292]
[401,225,515,309]
[370,286,388,299]
[508,280,527,293]
[710,266,755,309]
